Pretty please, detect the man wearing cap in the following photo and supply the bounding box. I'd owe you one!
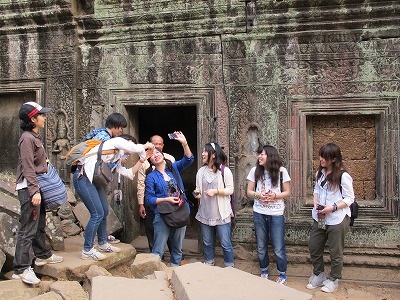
[13,102,63,285]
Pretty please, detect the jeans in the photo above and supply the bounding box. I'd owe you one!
[73,168,108,251]
[309,216,350,280]
[253,211,287,275]
[13,188,52,274]
[201,223,234,267]
[152,214,186,266]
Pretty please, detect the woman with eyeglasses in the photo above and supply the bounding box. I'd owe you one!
[306,143,354,293]
[246,145,291,285]
[193,142,234,267]
[144,131,194,266]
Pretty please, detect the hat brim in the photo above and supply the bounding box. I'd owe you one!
[39,107,51,113]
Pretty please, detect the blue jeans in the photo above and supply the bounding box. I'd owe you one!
[73,168,108,251]
[253,211,287,275]
[152,214,186,266]
[201,223,234,267]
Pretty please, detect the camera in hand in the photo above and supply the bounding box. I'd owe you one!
[317,204,325,211]
[168,133,178,139]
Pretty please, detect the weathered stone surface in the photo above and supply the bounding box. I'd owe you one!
[0,212,19,256]
[45,212,65,251]
[0,279,40,299]
[61,219,81,237]
[57,201,76,222]
[30,291,63,300]
[130,253,167,279]
[34,239,136,281]
[171,262,312,300]
[72,201,122,235]
[0,191,20,219]
[0,250,6,271]
[91,272,173,300]
[50,281,88,300]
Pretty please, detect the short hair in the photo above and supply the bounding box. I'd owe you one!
[105,113,127,129]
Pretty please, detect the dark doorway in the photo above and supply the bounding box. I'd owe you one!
[137,105,199,239]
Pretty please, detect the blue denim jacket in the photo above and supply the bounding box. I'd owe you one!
[145,154,194,214]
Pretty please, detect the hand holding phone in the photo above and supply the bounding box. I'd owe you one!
[168,133,178,139]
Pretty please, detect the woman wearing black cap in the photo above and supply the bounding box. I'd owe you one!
[12,102,63,285]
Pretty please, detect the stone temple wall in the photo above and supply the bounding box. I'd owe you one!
[0,0,399,249]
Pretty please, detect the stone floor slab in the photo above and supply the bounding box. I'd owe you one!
[91,271,173,300]
[171,262,312,300]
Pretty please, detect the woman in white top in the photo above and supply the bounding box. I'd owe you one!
[246,145,291,285]
[306,143,354,293]
[194,142,234,267]
[73,134,153,260]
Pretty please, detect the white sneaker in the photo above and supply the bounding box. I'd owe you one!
[321,279,339,293]
[306,273,327,289]
[35,254,64,266]
[81,248,106,261]
[12,267,40,285]
[98,243,121,253]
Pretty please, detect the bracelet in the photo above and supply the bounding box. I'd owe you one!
[332,203,338,212]
[273,192,277,200]
[182,142,188,147]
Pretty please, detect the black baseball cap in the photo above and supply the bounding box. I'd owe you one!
[19,102,51,122]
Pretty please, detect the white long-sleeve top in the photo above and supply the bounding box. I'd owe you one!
[313,170,355,225]
[80,137,146,183]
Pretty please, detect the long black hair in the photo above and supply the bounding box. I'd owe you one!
[254,145,282,187]
[317,143,345,190]
[203,142,227,172]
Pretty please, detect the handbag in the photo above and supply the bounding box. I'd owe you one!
[36,162,67,210]
[92,142,114,187]
[157,168,189,228]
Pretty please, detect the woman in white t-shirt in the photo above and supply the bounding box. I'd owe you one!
[246,145,291,285]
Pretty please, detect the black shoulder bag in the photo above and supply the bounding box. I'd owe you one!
[157,167,190,228]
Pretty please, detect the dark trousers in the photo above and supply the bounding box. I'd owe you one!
[13,188,52,274]
[308,216,350,281]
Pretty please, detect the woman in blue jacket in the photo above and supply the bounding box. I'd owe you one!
[145,131,194,266]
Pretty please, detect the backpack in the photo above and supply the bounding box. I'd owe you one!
[339,171,359,226]
[65,139,103,173]
[221,165,236,217]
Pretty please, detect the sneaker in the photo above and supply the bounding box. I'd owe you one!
[203,261,215,266]
[81,248,107,261]
[98,242,121,253]
[321,279,339,293]
[107,235,120,244]
[306,273,327,289]
[261,273,269,280]
[35,254,64,266]
[12,267,40,285]
[276,276,287,285]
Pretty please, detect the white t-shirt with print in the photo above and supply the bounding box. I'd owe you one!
[247,166,291,216]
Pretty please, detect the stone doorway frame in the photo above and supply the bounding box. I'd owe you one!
[288,97,399,222]
[109,85,216,164]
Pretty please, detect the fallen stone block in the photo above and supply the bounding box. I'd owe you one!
[171,262,313,300]
[73,201,122,235]
[0,191,20,219]
[34,241,136,281]
[83,264,113,292]
[61,219,81,237]
[91,271,173,300]
[30,291,63,300]
[50,281,88,300]
[45,212,65,251]
[131,253,167,278]
[0,212,19,256]
[0,279,40,299]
